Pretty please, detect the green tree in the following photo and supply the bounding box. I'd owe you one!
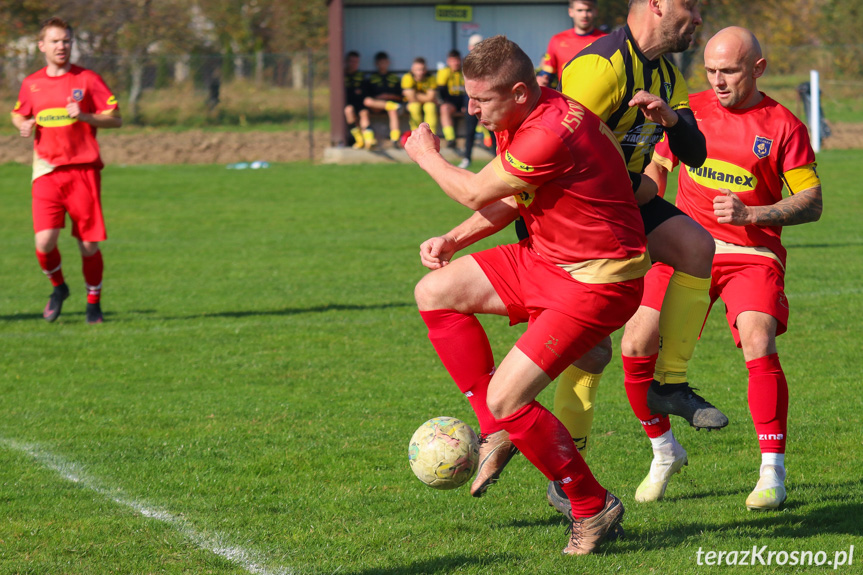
[819,0,863,77]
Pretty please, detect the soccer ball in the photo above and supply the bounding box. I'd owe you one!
[408,416,479,490]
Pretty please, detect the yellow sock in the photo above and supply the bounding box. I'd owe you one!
[655,271,711,384]
[350,127,364,149]
[384,101,401,112]
[362,128,376,147]
[423,102,439,135]
[407,102,422,130]
[443,125,456,142]
[390,129,401,142]
[553,365,602,451]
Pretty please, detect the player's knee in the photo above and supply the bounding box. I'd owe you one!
[414,272,449,311]
[79,241,100,257]
[486,387,518,420]
[35,239,56,254]
[650,216,715,276]
[679,223,715,277]
[576,337,612,373]
[741,331,775,359]
[621,328,658,357]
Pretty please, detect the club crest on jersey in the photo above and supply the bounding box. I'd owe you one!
[662,82,672,102]
[505,150,534,173]
[72,89,84,102]
[753,136,773,159]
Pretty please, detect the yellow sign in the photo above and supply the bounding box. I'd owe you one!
[435,5,472,22]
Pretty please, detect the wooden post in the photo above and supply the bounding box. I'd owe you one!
[328,0,346,146]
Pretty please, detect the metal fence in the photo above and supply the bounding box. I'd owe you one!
[2,43,860,132]
[1,50,332,129]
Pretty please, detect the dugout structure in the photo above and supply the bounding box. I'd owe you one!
[328,0,570,146]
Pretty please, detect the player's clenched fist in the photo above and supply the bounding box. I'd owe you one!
[18,118,37,138]
[404,122,440,163]
[713,188,751,226]
[419,235,457,270]
[66,95,81,119]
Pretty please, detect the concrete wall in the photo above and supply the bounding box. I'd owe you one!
[344,3,570,72]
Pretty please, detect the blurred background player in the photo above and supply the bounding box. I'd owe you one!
[344,50,373,149]
[537,0,606,88]
[401,57,439,138]
[436,49,466,151]
[407,35,648,555]
[11,17,122,324]
[459,34,495,169]
[631,26,822,509]
[363,51,403,148]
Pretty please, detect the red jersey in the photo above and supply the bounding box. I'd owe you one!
[540,28,607,79]
[492,88,649,284]
[653,90,817,270]
[13,64,118,178]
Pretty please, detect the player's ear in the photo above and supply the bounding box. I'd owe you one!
[512,82,528,103]
[752,57,767,79]
[648,0,663,16]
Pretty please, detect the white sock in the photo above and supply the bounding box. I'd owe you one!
[649,430,675,450]
[761,453,786,479]
[650,430,683,459]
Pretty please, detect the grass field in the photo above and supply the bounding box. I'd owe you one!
[0,152,861,574]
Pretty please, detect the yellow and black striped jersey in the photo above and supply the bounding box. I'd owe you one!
[365,71,401,99]
[561,25,691,175]
[401,72,437,95]
[345,70,366,101]
[436,67,465,98]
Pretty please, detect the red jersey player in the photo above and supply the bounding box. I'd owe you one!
[404,36,649,555]
[626,27,822,510]
[537,0,606,88]
[11,17,122,324]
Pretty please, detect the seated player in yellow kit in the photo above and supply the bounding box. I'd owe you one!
[436,49,465,150]
[402,57,438,136]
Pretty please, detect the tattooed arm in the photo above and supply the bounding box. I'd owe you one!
[713,186,822,227]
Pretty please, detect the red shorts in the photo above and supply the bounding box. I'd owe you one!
[32,166,106,242]
[642,257,789,348]
[471,240,644,379]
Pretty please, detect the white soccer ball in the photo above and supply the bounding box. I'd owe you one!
[408,416,479,490]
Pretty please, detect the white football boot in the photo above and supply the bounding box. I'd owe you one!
[635,443,688,502]
[745,464,787,510]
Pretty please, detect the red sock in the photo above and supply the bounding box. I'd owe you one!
[498,400,606,518]
[746,353,788,453]
[419,309,500,435]
[36,248,65,287]
[623,353,670,438]
[82,250,103,304]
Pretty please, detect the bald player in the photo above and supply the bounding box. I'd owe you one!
[629,26,822,509]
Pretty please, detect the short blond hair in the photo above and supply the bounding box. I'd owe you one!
[39,17,72,41]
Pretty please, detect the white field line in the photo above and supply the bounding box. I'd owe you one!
[1,438,291,575]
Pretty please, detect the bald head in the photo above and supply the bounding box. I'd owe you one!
[703,26,766,110]
[705,26,762,66]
